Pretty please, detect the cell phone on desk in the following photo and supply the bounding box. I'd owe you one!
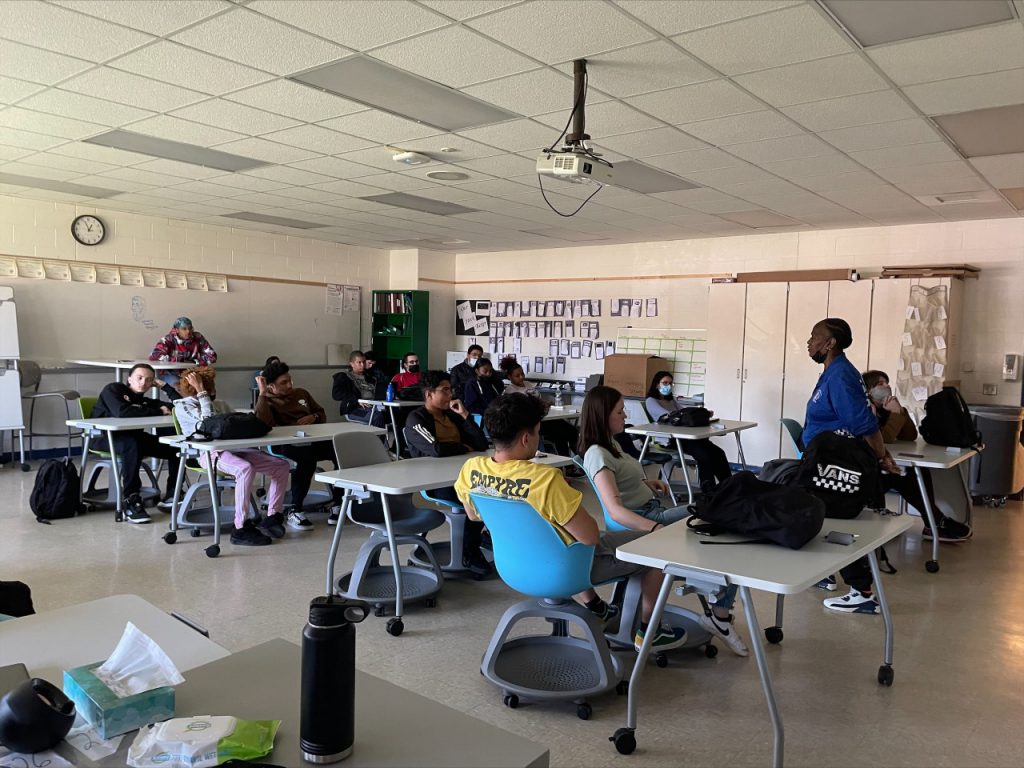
[898,452,924,458]
[825,530,857,545]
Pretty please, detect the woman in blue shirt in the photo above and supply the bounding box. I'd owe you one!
[804,318,899,616]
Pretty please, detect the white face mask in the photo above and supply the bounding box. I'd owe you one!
[870,385,892,403]
[467,357,478,367]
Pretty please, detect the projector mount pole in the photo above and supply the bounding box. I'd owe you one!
[565,59,589,148]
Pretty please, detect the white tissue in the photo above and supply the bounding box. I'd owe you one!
[95,622,184,698]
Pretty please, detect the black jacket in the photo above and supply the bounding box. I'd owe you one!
[404,406,488,458]
[464,378,503,415]
[449,361,476,402]
[332,371,387,415]
[91,382,166,419]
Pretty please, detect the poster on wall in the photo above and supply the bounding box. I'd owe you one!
[455,299,491,336]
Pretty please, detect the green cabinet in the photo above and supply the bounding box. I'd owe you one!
[371,290,429,375]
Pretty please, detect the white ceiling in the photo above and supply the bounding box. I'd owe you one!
[0,0,1022,252]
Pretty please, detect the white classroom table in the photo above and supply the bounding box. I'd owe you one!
[66,415,173,521]
[612,512,915,766]
[159,422,386,558]
[316,451,573,635]
[69,358,192,382]
[358,398,423,455]
[542,406,580,421]
[627,419,758,504]
[889,439,979,573]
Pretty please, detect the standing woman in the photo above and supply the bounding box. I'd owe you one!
[644,370,731,493]
[804,318,901,615]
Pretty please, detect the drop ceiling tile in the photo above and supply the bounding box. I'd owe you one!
[164,179,258,196]
[130,158,228,179]
[0,76,45,105]
[127,115,248,147]
[173,8,350,75]
[351,172,437,192]
[318,111,439,144]
[593,127,706,158]
[0,160,82,181]
[734,54,889,108]
[613,0,799,36]
[463,69,602,117]
[62,67,208,112]
[678,194,762,214]
[680,163,778,188]
[369,26,538,88]
[678,110,803,146]
[850,141,961,169]
[868,22,1024,87]
[725,133,835,164]
[0,40,94,86]
[401,133,508,161]
[191,174,288,192]
[169,99,299,136]
[54,0,230,35]
[0,145,32,161]
[67,174,148,192]
[211,136,319,163]
[226,80,365,123]
[419,1,519,20]
[14,151,116,175]
[0,1,153,62]
[454,153,537,177]
[249,0,449,50]
[625,80,763,125]
[99,166,203,187]
[781,90,919,132]
[286,156,379,179]
[467,0,654,64]
[875,160,982,183]
[49,141,149,165]
[534,101,661,137]
[648,148,743,175]
[18,89,155,128]
[242,165,336,186]
[970,152,1024,188]
[797,170,888,192]
[109,41,271,94]
[308,179,393,197]
[894,175,991,196]
[904,69,1024,115]
[0,107,107,140]
[760,153,866,179]
[0,127,66,151]
[261,124,375,154]
[672,4,852,75]
[456,119,561,153]
[819,118,945,152]
[558,41,714,98]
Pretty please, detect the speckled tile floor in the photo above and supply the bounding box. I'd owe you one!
[2,464,1022,767]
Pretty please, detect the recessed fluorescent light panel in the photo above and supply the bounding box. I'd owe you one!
[820,0,1014,47]
[934,104,1024,158]
[291,56,519,132]
[85,130,268,172]
[610,161,700,194]
[223,212,327,229]
[360,192,479,216]
[0,172,123,198]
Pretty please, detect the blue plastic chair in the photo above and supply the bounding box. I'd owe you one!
[471,492,630,717]
[410,490,480,578]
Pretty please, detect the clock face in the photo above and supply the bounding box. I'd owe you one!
[71,215,105,246]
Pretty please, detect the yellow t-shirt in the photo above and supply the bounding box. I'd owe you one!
[455,456,582,545]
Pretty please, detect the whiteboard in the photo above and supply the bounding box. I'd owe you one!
[0,286,20,359]
[5,278,360,366]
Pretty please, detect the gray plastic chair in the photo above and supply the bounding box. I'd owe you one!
[19,360,82,461]
[781,418,804,457]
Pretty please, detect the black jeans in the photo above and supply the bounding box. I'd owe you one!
[882,467,942,521]
[278,441,342,509]
[681,438,732,489]
[346,405,387,428]
[540,419,579,456]
[97,429,180,498]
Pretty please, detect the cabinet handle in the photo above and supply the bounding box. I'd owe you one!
[743,368,748,382]
[736,368,740,379]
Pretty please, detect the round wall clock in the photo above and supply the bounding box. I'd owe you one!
[71,215,106,246]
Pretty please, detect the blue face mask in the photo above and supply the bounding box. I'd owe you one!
[658,384,672,396]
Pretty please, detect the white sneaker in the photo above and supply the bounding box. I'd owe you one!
[823,588,879,615]
[698,613,749,657]
[287,510,313,531]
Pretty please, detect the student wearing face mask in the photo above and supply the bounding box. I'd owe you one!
[391,352,422,391]
[464,358,503,415]
[863,370,972,542]
[499,356,581,465]
[449,344,483,403]
[644,370,731,493]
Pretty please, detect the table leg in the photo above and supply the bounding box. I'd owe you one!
[734,432,748,470]
[739,586,784,768]
[78,430,92,506]
[17,428,25,469]
[108,434,123,523]
[624,572,674,731]
[673,438,694,506]
[168,448,188,535]
[868,550,895,680]
[956,463,973,527]
[388,407,402,458]
[380,493,404,621]
[325,491,353,595]
[912,467,941,573]
[637,435,651,464]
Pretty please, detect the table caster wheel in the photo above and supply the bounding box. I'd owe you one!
[615,680,628,695]
[163,532,177,545]
[190,528,202,538]
[877,665,894,687]
[610,728,636,755]
[705,643,718,659]
[20,463,30,472]
[576,702,592,720]
[655,653,668,668]
[925,560,939,573]
[386,618,404,636]
[765,626,784,644]
[425,597,437,608]
[205,544,220,558]
[374,605,386,618]
[503,694,519,709]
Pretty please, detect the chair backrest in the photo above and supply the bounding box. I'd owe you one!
[585,373,602,392]
[571,455,629,532]
[80,396,97,419]
[469,492,595,598]
[781,418,804,456]
[333,431,392,469]
[18,360,42,392]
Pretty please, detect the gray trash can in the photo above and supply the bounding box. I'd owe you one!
[968,405,1024,504]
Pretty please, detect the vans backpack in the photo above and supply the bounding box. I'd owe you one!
[919,386,982,449]
[196,412,271,441]
[796,431,884,519]
[29,458,83,523]
[657,407,712,428]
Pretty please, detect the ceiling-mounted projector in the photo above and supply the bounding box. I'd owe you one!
[393,151,431,166]
[536,151,614,185]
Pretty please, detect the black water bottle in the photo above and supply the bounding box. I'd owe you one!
[300,596,368,764]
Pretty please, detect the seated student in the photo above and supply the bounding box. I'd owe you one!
[579,385,748,655]
[251,356,280,408]
[863,370,971,542]
[332,351,387,427]
[175,369,291,546]
[255,360,341,531]
[391,352,422,392]
[449,344,484,401]
[149,316,217,395]
[463,358,503,415]
[454,392,687,652]
[362,350,389,391]
[644,370,731,493]
[90,363,181,524]
[500,356,582,469]
[405,370,490,574]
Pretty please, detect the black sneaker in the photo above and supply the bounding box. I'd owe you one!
[258,514,286,540]
[231,521,272,546]
[923,517,973,542]
[125,495,151,524]
[327,506,341,526]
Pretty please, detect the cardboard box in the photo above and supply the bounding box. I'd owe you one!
[63,662,175,739]
[603,354,669,398]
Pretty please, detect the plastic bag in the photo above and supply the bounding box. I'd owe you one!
[127,716,280,768]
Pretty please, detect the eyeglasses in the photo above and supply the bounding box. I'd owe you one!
[433,386,452,394]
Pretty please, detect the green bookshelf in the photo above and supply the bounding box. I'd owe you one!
[371,290,429,375]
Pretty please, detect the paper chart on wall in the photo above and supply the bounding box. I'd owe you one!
[582,340,593,357]
[646,298,658,317]
[341,284,359,310]
[513,337,522,354]
[570,341,581,359]
[119,267,143,287]
[559,338,570,356]
[142,269,166,288]
[556,356,566,375]
[325,283,344,315]
[0,256,16,277]
[95,265,120,285]
[545,357,555,374]
[630,299,642,318]
[16,258,44,279]
[595,342,605,360]
[70,263,96,283]
[549,339,559,356]
[43,261,71,280]
[186,273,208,290]
[165,271,187,289]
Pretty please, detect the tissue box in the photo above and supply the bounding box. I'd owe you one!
[63,662,175,739]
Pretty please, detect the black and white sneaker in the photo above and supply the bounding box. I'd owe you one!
[287,510,313,531]
[327,506,341,525]
[156,496,175,511]
[125,495,151,524]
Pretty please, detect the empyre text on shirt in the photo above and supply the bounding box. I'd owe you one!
[469,469,533,498]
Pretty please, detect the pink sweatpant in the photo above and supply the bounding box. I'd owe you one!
[200,449,290,528]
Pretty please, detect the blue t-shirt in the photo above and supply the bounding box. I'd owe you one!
[803,353,878,446]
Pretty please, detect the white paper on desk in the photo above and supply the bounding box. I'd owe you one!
[911,361,923,377]
[95,622,184,697]
[66,714,125,760]
[902,332,913,347]
[912,386,929,402]
[934,335,947,350]
[0,750,73,768]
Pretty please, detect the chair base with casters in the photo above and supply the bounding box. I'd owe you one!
[164,470,257,543]
[408,491,482,579]
[81,457,159,509]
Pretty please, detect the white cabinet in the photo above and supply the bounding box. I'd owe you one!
[706,283,746,463]
[780,282,829,458]
[868,278,911,375]
[827,280,873,371]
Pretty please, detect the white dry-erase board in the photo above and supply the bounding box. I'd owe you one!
[0,285,20,359]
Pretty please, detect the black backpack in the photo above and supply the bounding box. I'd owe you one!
[796,431,883,519]
[196,412,272,441]
[29,458,84,523]
[686,471,825,550]
[657,407,712,428]
[920,386,982,449]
